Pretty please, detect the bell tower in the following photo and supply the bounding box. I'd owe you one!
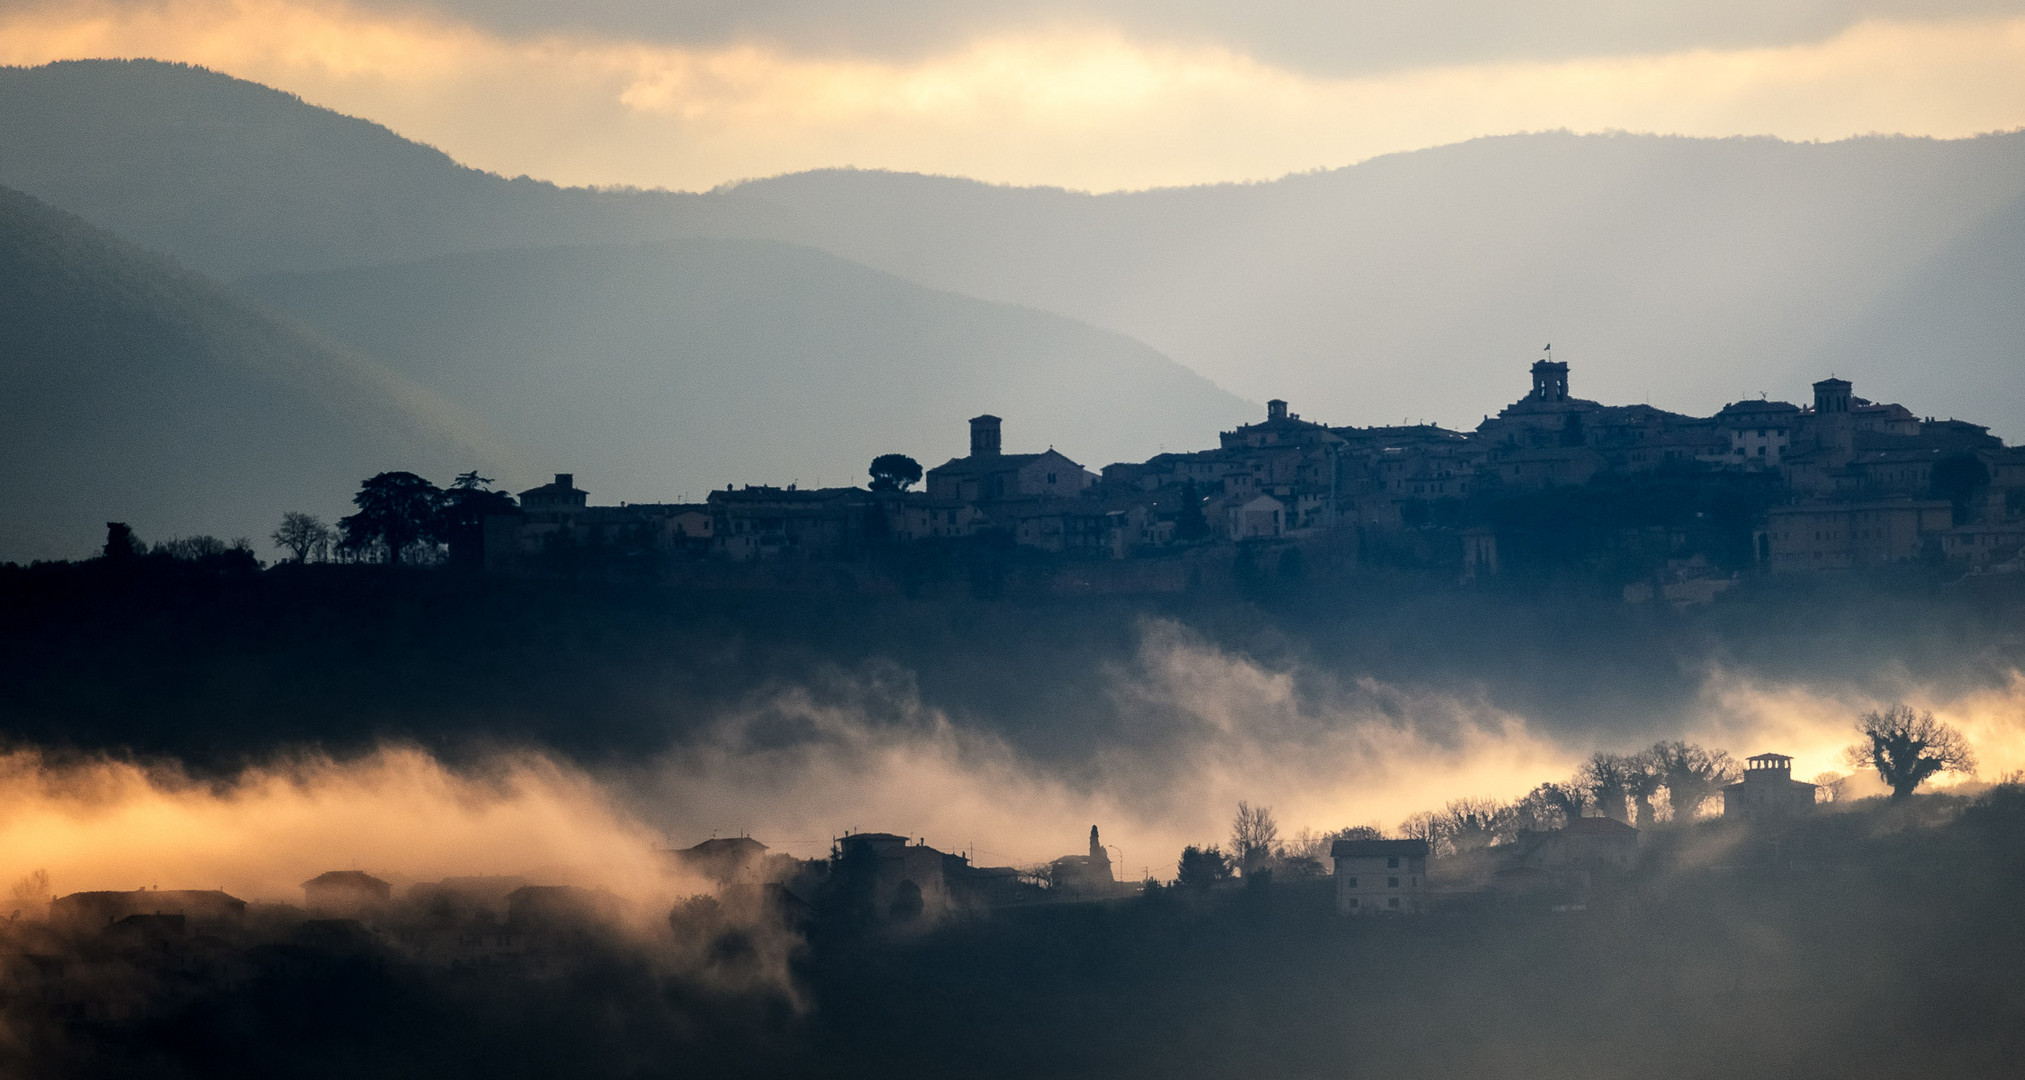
[1530,360,1570,402]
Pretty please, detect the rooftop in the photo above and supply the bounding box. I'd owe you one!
[1331,838,1432,858]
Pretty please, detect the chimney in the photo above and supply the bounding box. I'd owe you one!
[969,415,1002,458]
[1267,399,1289,422]
[555,473,574,489]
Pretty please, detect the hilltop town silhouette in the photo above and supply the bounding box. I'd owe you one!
[381,358,2018,589]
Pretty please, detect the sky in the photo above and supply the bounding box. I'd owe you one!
[3,0,2025,190]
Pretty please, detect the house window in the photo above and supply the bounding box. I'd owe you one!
[1348,899,1359,909]
[1388,877,1399,888]
[1344,877,1357,888]
[1387,856,1399,868]
[1388,897,1400,909]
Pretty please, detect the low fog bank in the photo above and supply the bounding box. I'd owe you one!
[4,625,2021,900]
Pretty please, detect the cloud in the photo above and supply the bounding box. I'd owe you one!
[4,625,2020,904]
[19,0,2025,76]
[0,745,687,902]
[4,0,2025,189]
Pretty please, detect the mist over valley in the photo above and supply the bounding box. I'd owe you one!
[3,46,2025,1080]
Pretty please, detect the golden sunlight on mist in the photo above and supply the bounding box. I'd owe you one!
[3,0,2024,190]
[638,630,1588,871]
[3,654,2020,902]
[0,747,685,902]
[1694,671,2025,788]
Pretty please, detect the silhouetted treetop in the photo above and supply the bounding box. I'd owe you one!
[339,471,443,566]
[868,454,923,493]
[1843,704,1976,800]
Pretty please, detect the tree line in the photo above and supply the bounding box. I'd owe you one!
[269,470,515,567]
[1169,706,1981,885]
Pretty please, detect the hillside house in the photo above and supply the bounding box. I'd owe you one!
[670,836,775,886]
[1508,816,1639,873]
[50,889,246,929]
[302,870,392,917]
[1332,838,1429,915]
[833,832,957,924]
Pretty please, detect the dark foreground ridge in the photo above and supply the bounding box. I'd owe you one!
[4,550,2023,766]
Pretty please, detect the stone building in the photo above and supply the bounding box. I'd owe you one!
[1048,826,1117,897]
[1760,500,1952,570]
[925,415,1095,503]
[1721,754,1818,821]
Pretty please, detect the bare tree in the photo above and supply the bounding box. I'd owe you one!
[1581,753,1637,824]
[272,511,335,563]
[1439,798,1515,853]
[1290,825,1385,863]
[1397,810,1444,853]
[1650,741,1739,823]
[1230,802,1280,877]
[1625,752,1664,827]
[1842,704,1976,800]
[152,535,228,559]
[1536,781,1593,825]
[1812,772,1848,804]
[1514,786,1567,832]
[10,868,50,918]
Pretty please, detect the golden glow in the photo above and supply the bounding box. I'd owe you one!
[4,652,2022,901]
[0,746,688,901]
[2,0,2024,190]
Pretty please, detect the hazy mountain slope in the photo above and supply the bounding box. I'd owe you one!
[11,59,2024,442]
[239,240,1254,500]
[1816,190,2025,424]
[722,132,2025,439]
[0,59,770,279]
[0,184,523,561]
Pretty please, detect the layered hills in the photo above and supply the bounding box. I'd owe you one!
[7,60,2021,439]
[4,58,2023,560]
[238,240,1252,502]
[718,134,2025,436]
[0,184,520,559]
[0,59,754,280]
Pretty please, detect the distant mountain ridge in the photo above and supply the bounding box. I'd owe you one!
[715,133,2025,439]
[238,239,1255,503]
[0,183,521,560]
[4,57,2022,556]
[0,59,769,279]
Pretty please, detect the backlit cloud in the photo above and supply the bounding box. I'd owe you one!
[2,0,2023,191]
